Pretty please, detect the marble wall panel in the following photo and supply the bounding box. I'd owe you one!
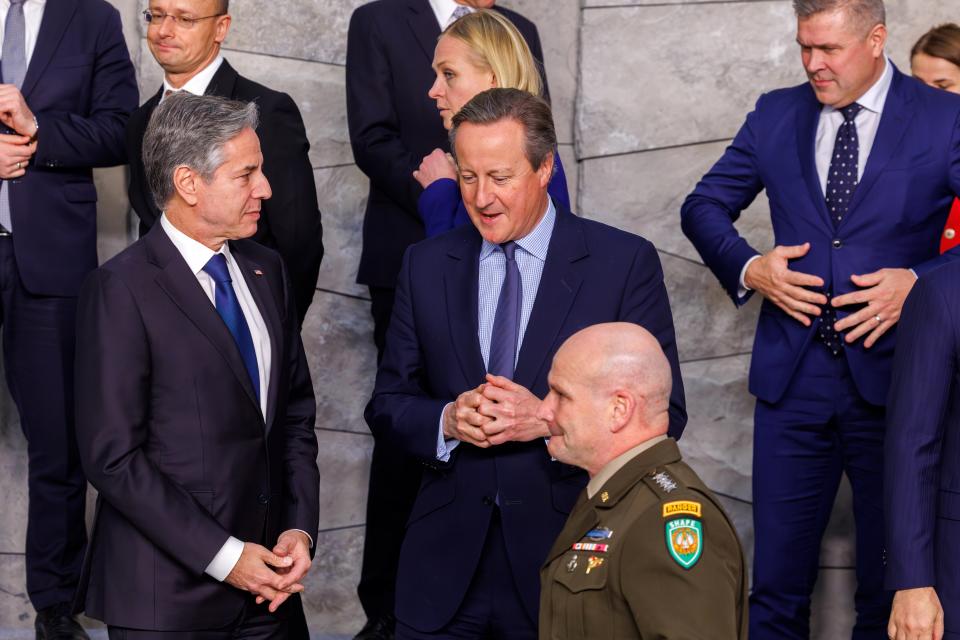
[0,555,32,627]
[302,290,376,437]
[314,165,369,298]
[579,141,774,263]
[811,568,856,637]
[578,2,803,158]
[885,0,960,68]
[557,144,578,209]
[301,527,365,635]
[316,429,372,532]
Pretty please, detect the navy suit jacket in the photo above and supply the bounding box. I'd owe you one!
[10,0,137,296]
[885,264,960,622]
[682,66,960,406]
[365,203,686,631]
[73,226,319,630]
[346,0,547,288]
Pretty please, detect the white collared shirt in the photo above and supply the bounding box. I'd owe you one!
[160,54,224,101]
[428,0,474,29]
[0,0,45,66]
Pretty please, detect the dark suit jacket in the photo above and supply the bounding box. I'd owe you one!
[885,263,960,632]
[681,65,960,406]
[11,0,137,296]
[365,203,686,631]
[346,0,547,289]
[74,225,320,630]
[126,60,324,325]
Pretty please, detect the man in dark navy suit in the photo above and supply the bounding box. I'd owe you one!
[681,0,960,636]
[0,0,137,635]
[366,88,685,640]
[345,3,547,637]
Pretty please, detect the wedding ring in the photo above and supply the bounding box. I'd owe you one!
[15,161,21,170]
[874,314,882,323]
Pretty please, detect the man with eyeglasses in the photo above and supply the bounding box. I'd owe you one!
[127,0,324,328]
[0,0,137,638]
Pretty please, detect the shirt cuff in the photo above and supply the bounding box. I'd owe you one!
[738,255,762,299]
[285,529,315,549]
[205,535,244,582]
[437,402,460,462]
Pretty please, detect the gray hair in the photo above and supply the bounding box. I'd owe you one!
[449,88,557,171]
[142,92,258,211]
[793,0,885,34]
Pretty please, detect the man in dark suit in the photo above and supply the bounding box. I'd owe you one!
[366,88,686,640]
[0,0,137,635]
[74,93,320,637]
[680,0,960,636]
[346,4,546,636]
[127,0,323,327]
[883,263,960,640]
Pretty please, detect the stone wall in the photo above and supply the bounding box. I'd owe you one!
[0,0,953,636]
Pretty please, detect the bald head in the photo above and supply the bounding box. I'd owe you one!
[538,322,673,475]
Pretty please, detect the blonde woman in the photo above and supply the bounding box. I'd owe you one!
[413,9,568,237]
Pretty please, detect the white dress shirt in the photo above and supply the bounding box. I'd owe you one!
[160,54,224,100]
[160,214,272,582]
[739,57,894,296]
[428,0,474,29]
[0,0,45,67]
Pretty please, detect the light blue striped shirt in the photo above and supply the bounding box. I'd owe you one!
[437,198,557,460]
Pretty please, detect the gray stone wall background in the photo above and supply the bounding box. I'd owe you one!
[0,0,951,635]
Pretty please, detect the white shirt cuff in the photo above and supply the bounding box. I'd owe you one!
[287,529,315,549]
[205,535,244,582]
[738,255,762,299]
[437,402,460,462]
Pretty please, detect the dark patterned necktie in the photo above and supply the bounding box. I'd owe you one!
[818,102,863,355]
[449,5,470,25]
[488,242,521,379]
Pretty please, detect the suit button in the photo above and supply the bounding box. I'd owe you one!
[482,496,494,506]
[946,228,956,240]
[257,494,270,505]
[832,239,842,249]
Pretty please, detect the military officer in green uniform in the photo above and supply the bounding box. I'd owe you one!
[537,322,748,639]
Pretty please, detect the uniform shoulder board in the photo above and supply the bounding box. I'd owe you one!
[642,467,684,499]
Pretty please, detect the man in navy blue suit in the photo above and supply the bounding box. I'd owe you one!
[884,264,960,640]
[366,88,686,640]
[681,0,960,637]
[346,3,547,637]
[0,0,137,636]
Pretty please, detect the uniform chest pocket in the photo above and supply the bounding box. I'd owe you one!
[552,553,608,593]
[548,553,609,639]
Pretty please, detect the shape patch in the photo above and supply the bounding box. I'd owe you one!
[665,518,703,569]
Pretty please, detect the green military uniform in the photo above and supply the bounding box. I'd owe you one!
[539,438,747,639]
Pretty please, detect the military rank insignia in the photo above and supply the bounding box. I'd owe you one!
[665,517,703,569]
[586,556,604,574]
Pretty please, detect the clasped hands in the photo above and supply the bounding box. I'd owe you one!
[225,529,312,612]
[413,148,457,189]
[744,242,916,348]
[0,84,37,180]
[443,374,549,447]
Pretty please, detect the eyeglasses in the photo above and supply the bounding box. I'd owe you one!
[142,10,225,28]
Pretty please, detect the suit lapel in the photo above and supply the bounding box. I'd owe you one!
[231,243,283,431]
[146,227,261,416]
[204,59,239,99]
[796,89,834,230]
[406,0,441,64]
[21,0,78,98]
[841,67,914,229]
[513,209,585,389]
[444,234,486,385]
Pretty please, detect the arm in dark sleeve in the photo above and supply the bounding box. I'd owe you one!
[680,102,765,304]
[548,149,570,210]
[258,93,324,325]
[346,7,422,215]
[884,274,955,589]
[74,270,230,575]
[418,178,461,238]
[364,247,449,463]
[32,6,138,168]
[620,239,687,438]
[915,109,960,275]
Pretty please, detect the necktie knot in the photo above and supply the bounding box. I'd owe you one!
[840,103,862,123]
[450,5,470,24]
[202,253,232,284]
[500,241,517,261]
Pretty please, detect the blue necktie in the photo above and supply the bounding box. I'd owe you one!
[818,102,863,355]
[0,0,26,233]
[203,254,260,400]
[488,242,522,379]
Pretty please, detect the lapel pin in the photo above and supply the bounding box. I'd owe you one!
[253,269,264,277]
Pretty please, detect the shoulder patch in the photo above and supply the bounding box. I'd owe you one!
[651,470,678,493]
[662,500,702,518]
[665,518,703,569]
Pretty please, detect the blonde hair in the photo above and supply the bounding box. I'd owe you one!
[443,9,543,98]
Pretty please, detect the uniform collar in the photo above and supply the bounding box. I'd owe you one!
[587,434,669,499]
[589,438,682,509]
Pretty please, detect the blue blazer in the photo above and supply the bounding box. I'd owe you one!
[11,0,137,297]
[418,149,571,238]
[365,203,686,632]
[682,66,960,406]
[885,263,960,631]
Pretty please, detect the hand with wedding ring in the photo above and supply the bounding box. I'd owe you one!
[0,132,34,180]
[831,268,917,348]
